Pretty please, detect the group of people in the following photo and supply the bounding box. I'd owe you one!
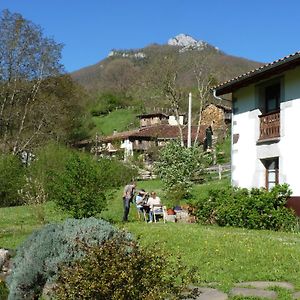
[122,181,162,223]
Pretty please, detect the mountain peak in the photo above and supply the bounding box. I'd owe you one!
[167,33,218,53]
[168,34,199,47]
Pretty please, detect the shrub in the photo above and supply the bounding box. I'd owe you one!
[55,238,186,300]
[0,154,25,207]
[192,184,297,231]
[48,151,137,219]
[7,218,130,300]
[49,152,107,218]
[0,280,9,299]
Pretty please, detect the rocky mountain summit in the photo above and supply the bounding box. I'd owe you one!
[168,33,218,53]
[108,50,146,59]
[107,34,217,59]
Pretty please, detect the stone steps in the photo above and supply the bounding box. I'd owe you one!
[182,281,299,299]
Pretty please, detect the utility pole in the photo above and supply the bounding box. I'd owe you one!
[187,92,192,148]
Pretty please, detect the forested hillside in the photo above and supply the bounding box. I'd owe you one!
[72,34,263,112]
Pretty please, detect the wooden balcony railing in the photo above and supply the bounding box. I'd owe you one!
[259,110,280,141]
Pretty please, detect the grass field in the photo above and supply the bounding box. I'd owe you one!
[1,178,300,299]
[91,108,139,136]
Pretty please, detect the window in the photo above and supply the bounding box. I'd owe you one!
[265,83,280,113]
[262,157,279,190]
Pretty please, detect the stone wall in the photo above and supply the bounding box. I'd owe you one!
[201,104,228,140]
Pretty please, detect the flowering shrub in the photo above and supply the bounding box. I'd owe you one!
[55,238,187,300]
[155,141,208,203]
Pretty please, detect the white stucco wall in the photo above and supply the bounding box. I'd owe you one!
[168,115,184,126]
[232,66,300,196]
[232,85,262,189]
[120,139,133,161]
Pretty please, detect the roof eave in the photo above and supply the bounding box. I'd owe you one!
[214,54,300,96]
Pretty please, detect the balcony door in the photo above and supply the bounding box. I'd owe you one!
[258,80,281,141]
[265,83,280,113]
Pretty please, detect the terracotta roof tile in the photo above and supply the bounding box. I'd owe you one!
[101,124,207,143]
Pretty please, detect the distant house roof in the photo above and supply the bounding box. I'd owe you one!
[72,139,92,148]
[214,51,300,96]
[101,124,207,143]
[137,112,169,119]
[100,129,140,142]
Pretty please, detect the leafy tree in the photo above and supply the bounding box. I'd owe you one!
[155,141,208,203]
[49,152,107,218]
[0,10,84,153]
[0,154,25,207]
[48,151,137,218]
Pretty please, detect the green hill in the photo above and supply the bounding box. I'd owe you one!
[91,108,139,137]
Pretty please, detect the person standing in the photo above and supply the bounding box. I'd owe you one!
[122,181,136,222]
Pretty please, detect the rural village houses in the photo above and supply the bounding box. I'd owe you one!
[99,112,206,159]
[96,104,230,160]
[213,51,300,215]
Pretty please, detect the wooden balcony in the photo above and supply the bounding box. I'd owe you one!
[258,110,280,141]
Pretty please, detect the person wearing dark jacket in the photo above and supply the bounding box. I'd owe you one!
[122,181,136,222]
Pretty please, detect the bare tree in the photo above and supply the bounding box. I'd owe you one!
[192,53,218,146]
[163,70,184,146]
[193,71,215,146]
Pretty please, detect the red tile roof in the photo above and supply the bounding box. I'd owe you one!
[214,51,300,96]
[101,124,207,143]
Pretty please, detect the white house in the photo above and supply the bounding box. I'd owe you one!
[213,51,300,214]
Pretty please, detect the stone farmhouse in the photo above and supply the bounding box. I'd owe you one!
[99,112,206,159]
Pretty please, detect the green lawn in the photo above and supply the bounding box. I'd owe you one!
[125,223,300,291]
[91,108,139,136]
[1,178,300,299]
[0,202,67,249]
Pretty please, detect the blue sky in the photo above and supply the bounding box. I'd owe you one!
[1,0,300,72]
